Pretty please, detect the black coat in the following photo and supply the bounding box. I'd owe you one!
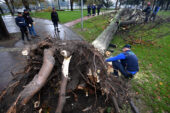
[23,13,33,26]
[51,11,59,22]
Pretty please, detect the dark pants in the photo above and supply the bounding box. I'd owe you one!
[92,9,96,16]
[144,14,150,23]
[150,13,156,21]
[53,21,59,31]
[20,27,29,41]
[97,9,100,15]
[112,61,133,78]
[88,9,91,16]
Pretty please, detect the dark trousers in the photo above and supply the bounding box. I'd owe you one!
[20,27,29,41]
[88,9,91,16]
[53,21,59,31]
[150,13,156,21]
[92,9,96,16]
[144,14,150,23]
[97,9,100,15]
[112,61,133,78]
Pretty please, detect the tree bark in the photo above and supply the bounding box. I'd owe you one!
[56,50,72,113]
[0,14,10,40]
[70,0,73,11]
[0,6,4,14]
[10,0,15,13]
[166,1,170,11]
[115,0,119,10]
[7,48,55,113]
[22,0,30,10]
[4,0,14,16]
[92,9,126,53]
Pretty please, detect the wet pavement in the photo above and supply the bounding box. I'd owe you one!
[0,15,83,92]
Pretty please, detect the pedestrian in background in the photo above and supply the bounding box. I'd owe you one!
[15,12,30,42]
[23,9,39,38]
[87,4,91,16]
[97,4,102,15]
[51,8,60,32]
[150,5,160,21]
[92,4,96,16]
[143,2,151,23]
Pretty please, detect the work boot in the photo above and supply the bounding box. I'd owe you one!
[57,28,60,32]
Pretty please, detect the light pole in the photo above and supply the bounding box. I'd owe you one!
[81,0,83,30]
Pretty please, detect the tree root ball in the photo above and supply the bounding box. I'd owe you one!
[0,38,129,113]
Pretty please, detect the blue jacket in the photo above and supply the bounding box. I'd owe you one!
[143,6,151,15]
[15,16,27,28]
[106,50,139,74]
[153,6,160,15]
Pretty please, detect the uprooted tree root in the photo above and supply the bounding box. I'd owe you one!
[0,38,129,113]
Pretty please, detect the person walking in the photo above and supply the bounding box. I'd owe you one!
[87,4,91,16]
[92,4,96,16]
[143,2,152,23]
[51,8,60,32]
[97,4,102,15]
[106,44,139,79]
[15,12,30,42]
[150,5,160,21]
[23,9,39,37]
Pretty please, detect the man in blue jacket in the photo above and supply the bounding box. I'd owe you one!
[106,44,139,78]
[15,12,30,41]
[150,5,160,21]
[51,8,60,32]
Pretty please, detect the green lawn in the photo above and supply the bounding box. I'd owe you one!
[31,10,88,24]
[72,11,170,113]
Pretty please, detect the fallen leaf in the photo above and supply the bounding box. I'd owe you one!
[159,82,163,85]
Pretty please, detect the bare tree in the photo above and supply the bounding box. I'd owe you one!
[0,14,10,40]
[115,0,119,9]
[4,0,14,16]
[10,0,15,13]
[70,0,73,11]
[22,0,30,10]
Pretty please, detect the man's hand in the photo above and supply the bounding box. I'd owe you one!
[29,24,32,27]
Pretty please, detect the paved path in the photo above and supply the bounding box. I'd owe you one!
[0,15,83,92]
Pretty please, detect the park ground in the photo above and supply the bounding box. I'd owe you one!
[72,11,170,113]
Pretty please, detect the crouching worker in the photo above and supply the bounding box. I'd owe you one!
[106,44,139,79]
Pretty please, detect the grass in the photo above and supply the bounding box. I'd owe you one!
[31,10,88,24]
[72,14,113,42]
[72,11,170,113]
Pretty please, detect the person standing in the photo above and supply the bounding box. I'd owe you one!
[23,9,39,37]
[92,4,96,16]
[143,2,152,23]
[150,5,160,21]
[87,4,91,16]
[97,4,101,15]
[15,12,30,42]
[51,8,60,32]
[106,44,139,78]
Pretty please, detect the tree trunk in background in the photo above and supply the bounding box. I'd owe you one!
[92,9,126,53]
[115,0,119,9]
[166,1,170,11]
[70,0,73,11]
[0,14,10,40]
[142,0,144,10]
[10,0,15,14]
[152,0,156,10]
[0,6,4,14]
[22,0,30,10]
[4,0,14,16]
[58,0,61,10]
[119,0,122,9]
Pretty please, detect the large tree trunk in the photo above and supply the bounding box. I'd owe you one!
[92,9,126,53]
[152,0,156,10]
[4,0,14,16]
[115,0,119,10]
[0,6,4,14]
[10,0,15,14]
[58,0,61,10]
[70,0,73,11]
[22,0,30,10]
[0,14,10,40]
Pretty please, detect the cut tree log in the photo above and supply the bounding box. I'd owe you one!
[7,48,55,113]
[92,8,126,53]
[56,50,72,113]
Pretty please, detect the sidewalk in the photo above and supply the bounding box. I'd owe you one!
[64,10,115,27]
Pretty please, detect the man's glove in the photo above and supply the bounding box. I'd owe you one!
[29,24,32,27]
